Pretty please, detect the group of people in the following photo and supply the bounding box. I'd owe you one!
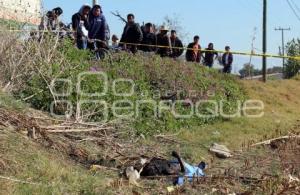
[40,4,233,73]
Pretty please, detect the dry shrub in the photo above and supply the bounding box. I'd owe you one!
[0,28,72,93]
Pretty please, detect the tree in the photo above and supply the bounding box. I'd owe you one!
[239,63,261,78]
[267,66,282,74]
[111,11,127,24]
[285,39,300,78]
[161,14,189,43]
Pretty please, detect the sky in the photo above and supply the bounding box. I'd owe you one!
[43,0,300,72]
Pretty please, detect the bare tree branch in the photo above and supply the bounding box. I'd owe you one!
[111,11,127,24]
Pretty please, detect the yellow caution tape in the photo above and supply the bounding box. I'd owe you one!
[1,29,300,61]
[119,41,300,61]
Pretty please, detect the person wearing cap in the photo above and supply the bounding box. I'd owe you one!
[140,23,157,52]
[186,36,202,63]
[204,43,219,68]
[170,30,184,59]
[88,5,108,59]
[39,7,63,31]
[120,14,143,54]
[222,46,233,73]
[72,5,91,49]
[156,26,172,57]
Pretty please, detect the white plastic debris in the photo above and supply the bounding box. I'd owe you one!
[209,143,233,158]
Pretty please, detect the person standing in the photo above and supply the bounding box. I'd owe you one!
[111,34,121,51]
[72,4,91,49]
[156,26,172,57]
[170,30,184,58]
[120,14,143,54]
[88,5,108,59]
[186,36,202,63]
[140,23,157,52]
[39,7,63,31]
[204,43,218,68]
[222,46,233,73]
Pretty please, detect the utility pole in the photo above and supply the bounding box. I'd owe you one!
[262,0,267,82]
[275,27,291,78]
[92,0,98,6]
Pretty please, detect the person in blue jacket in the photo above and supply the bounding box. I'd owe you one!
[171,151,206,185]
[88,4,108,59]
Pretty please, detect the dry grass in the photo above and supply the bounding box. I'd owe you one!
[0,127,112,195]
[1,79,299,194]
[175,79,300,162]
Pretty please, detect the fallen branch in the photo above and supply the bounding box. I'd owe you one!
[61,122,110,128]
[21,89,44,101]
[0,175,40,185]
[154,133,182,144]
[90,165,119,171]
[46,127,113,133]
[77,137,106,142]
[41,121,112,130]
[141,175,267,183]
[41,125,77,129]
[251,135,300,147]
[0,121,7,127]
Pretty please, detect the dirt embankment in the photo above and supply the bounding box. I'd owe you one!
[1,77,300,194]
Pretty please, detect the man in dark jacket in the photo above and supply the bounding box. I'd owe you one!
[120,14,143,54]
[186,36,202,63]
[88,5,107,43]
[72,4,91,49]
[204,43,218,68]
[140,23,157,52]
[156,26,172,57]
[141,151,206,186]
[222,46,233,73]
[88,5,108,59]
[170,30,184,58]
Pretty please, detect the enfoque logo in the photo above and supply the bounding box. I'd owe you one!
[50,71,264,123]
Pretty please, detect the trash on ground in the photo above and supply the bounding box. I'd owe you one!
[209,143,233,158]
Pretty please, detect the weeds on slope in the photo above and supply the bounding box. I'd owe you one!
[0,30,247,136]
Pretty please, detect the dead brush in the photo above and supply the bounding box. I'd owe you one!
[0,27,66,94]
[277,137,300,177]
[0,27,91,120]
